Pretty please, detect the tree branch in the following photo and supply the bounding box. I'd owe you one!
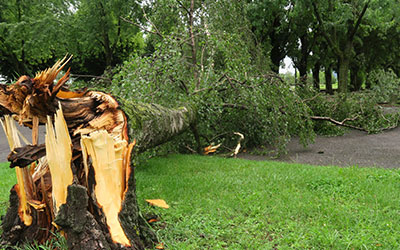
[120,16,163,38]
[191,74,227,95]
[168,75,189,95]
[141,7,163,38]
[188,0,200,90]
[302,93,322,103]
[71,74,112,82]
[348,0,370,40]
[222,103,248,110]
[310,115,366,131]
[175,0,190,15]
[312,2,342,57]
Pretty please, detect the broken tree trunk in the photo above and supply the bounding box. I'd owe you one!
[0,57,196,249]
[122,100,196,153]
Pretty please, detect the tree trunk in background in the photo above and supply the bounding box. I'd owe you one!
[298,65,307,85]
[350,66,357,91]
[350,65,364,91]
[338,54,350,93]
[98,1,113,66]
[270,47,282,73]
[312,1,369,94]
[365,71,372,89]
[325,66,333,95]
[269,16,286,74]
[313,63,320,90]
[294,35,310,85]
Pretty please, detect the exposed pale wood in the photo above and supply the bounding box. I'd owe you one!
[0,116,32,226]
[81,130,131,246]
[45,106,74,215]
[32,116,39,145]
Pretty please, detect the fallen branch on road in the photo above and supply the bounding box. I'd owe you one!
[310,115,367,132]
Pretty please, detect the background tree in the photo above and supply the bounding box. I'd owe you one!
[0,0,72,79]
[312,0,370,93]
[286,0,319,84]
[0,0,399,152]
[361,0,400,85]
[247,0,291,73]
[66,0,145,75]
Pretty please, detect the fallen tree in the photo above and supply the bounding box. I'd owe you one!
[0,57,196,249]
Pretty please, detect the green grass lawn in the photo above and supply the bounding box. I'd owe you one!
[2,155,400,249]
[136,155,400,249]
[319,82,338,91]
[0,162,16,227]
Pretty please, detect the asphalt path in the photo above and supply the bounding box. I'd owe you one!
[240,127,400,168]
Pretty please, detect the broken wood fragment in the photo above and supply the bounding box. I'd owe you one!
[0,116,33,226]
[310,115,366,131]
[81,130,131,246]
[45,106,74,215]
[7,144,46,168]
[0,57,193,248]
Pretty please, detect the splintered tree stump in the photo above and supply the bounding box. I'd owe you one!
[0,57,195,249]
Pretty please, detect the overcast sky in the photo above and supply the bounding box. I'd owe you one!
[279,56,295,75]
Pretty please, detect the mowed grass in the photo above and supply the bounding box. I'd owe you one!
[0,162,15,226]
[1,156,400,249]
[136,155,400,249]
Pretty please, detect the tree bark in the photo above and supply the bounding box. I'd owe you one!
[98,1,113,67]
[269,17,286,74]
[312,1,370,94]
[270,48,282,74]
[350,65,364,91]
[325,66,333,95]
[312,62,320,90]
[0,58,195,249]
[297,34,311,85]
[188,0,200,90]
[338,53,350,93]
[297,65,308,85]
[121,100,196,153]
[365,72,372,89]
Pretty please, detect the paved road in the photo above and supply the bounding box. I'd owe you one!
[240,127,400,168]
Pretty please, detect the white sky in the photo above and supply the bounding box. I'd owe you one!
[279,56,295,75]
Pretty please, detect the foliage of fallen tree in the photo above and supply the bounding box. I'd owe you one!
[299,87,400,135]
[99,43,316,155]
[61,0,312,156]
[102,54,400,155]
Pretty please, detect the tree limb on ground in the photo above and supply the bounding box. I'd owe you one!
[310,115,367,131]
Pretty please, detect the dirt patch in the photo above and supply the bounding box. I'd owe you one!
[238,127,400,168]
